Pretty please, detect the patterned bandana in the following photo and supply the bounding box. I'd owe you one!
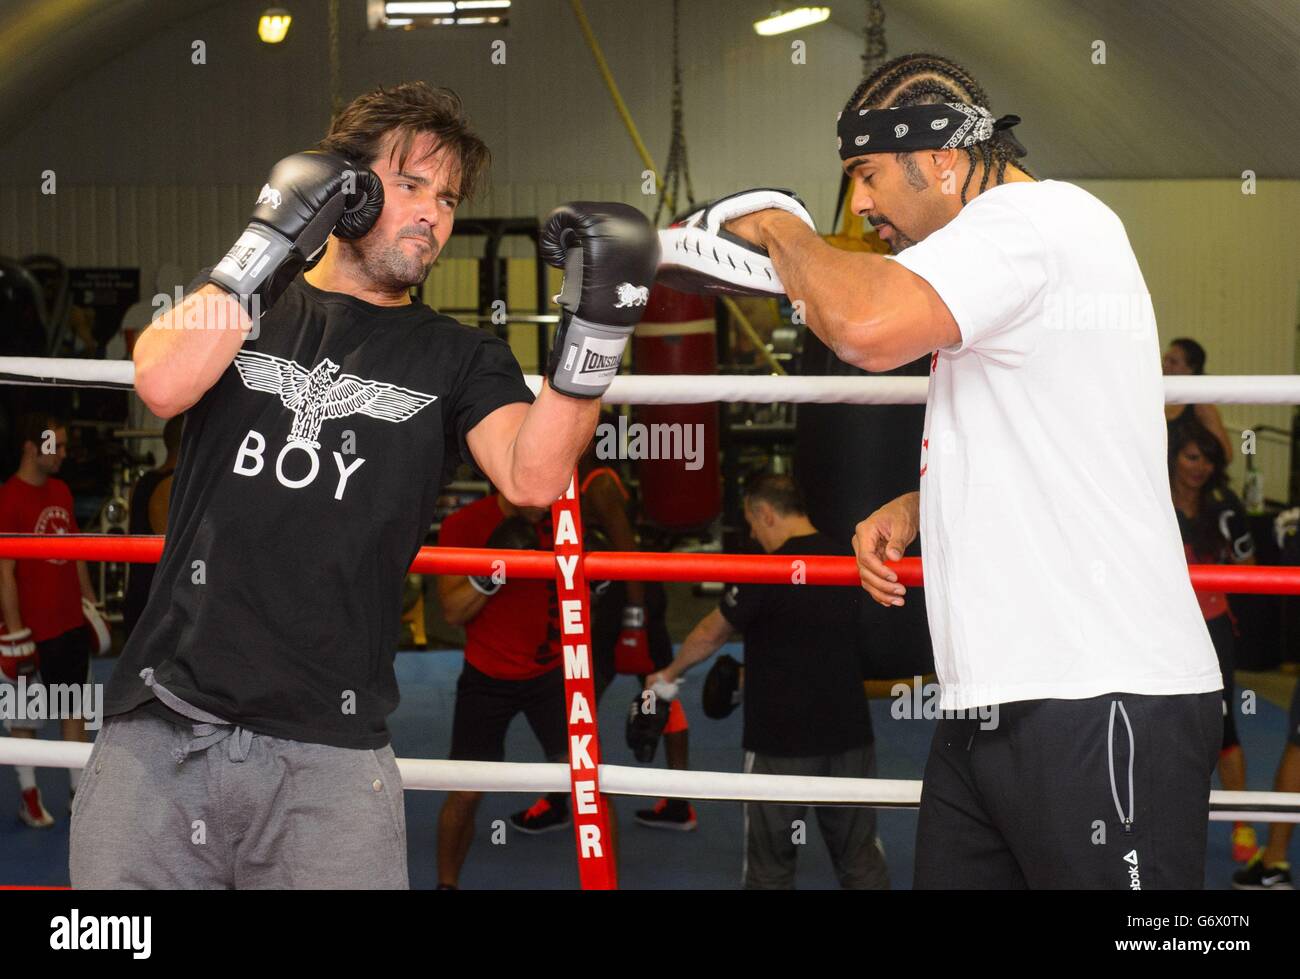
[836,102,1025,160]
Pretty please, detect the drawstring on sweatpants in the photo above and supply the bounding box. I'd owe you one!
[140,668,254,763]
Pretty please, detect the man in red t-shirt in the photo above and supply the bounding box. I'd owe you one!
[0,413,101,828]
[434,492,572,888]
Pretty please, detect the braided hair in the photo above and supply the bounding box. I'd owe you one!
[843,52,1033,204]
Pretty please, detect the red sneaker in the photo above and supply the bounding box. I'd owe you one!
[18,787,53,829]
[635,798,697,831]
[509,796,571,835]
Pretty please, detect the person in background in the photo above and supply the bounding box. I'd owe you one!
[1163,338,1234,463]
[1168,418,1256,862]
[647,473,887,889]
[1233,507,1300,890]
[580,425,695,830]
[435,493,572,888]
[0,413,100,826]
[123,415,183,635]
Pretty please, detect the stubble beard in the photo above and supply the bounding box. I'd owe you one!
[348,233,438,291]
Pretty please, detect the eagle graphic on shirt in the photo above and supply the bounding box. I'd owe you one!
[233,351,438,450]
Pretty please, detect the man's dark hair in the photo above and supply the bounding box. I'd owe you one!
[1171,337,1207,375]
[744,472,807,517]
[14,411,63,455]
[843,52,1032,204]
[319,81,491,203]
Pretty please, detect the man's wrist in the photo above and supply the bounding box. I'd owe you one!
[762,209,817,247]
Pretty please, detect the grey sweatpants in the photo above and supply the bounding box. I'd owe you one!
[70,706,409,889]
[742,742,890,889]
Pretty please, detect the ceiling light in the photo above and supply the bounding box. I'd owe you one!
[258,8,292,44]
[386,2,457,14]
[754,6,830,36]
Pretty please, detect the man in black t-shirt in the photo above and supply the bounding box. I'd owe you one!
[70,82,659,889]
[646,473,888,889]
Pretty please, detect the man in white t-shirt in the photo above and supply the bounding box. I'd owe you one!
[711,54,1222,889]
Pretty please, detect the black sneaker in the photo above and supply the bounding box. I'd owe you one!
[635,798,697,831]
[509,797,572,835]
[1231,853,1293,890]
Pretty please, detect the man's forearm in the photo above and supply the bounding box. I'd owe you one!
[76,561,96,603]
[896,491,920,520]
[439,577,488,626]
[664,628,728,682]
[0,574,22,630]
[763,213,889,365]
[134,284,253,418]
[504,383,601,504]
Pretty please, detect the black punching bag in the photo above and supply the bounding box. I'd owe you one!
[795,329,935,680]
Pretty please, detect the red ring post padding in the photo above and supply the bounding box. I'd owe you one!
[549,473,616,889]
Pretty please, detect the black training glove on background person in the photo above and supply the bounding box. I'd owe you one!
[540,202,660,399]
[468,515,540,596]
[209,150,384,313]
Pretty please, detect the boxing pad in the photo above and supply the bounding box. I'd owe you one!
[702,654,742,719]
[657,189,816,297]
[82,598,111,656]
[625,691,671,763]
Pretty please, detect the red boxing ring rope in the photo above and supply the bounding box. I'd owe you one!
[2,535,1297,594]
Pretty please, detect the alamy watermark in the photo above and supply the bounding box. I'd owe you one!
[1042,287,1153,335]
[594,416,705,471]
[1,678,103,731]
[890,676,999,730]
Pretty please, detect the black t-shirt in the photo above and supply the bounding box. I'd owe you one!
[1175,487,1255,563]
[105,273,534,748]
[717,532,871,756]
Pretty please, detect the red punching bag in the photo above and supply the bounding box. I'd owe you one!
[632,285,721,530]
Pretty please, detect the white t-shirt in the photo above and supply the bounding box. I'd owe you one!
[890,179,1220,710]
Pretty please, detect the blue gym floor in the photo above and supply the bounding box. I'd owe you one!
[0,650,1294,889]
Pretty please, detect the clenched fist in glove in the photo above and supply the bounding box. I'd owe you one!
[468,515,539,597]
[0,624,38,683]
[210,150,384,313]
[614,605,655,675]
[540,203,660,399]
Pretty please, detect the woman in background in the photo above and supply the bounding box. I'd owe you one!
[1168,417,1255,862]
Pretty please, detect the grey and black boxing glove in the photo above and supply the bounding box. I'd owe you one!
[541,203,660,399]
[209,150,384,313]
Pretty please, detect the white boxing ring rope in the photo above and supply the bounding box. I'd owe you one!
[1,356,1298,825]
[2,357,1299,405]
[3,738,1297,820]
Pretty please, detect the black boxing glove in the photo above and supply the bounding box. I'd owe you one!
[209,150,384,313]
[584,526,613,598]
[468,515,539,596]
[1215,502,1255,562]
[541,202,660,399]
[625,690,671,763]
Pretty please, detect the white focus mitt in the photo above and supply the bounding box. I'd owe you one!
[82,597,111,656]
[657,189,816,297]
